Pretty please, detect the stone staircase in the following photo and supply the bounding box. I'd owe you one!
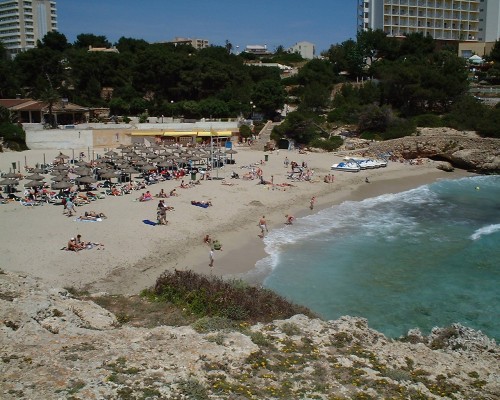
[250,121,281,151]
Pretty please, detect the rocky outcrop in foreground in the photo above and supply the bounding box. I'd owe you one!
[366,129,500,173]
[1,270,498,399]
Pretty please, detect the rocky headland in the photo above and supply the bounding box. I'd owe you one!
[365,128,500,173]
[1,270,498,399]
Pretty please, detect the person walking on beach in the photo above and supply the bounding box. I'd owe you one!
[209,248,214,269]
[259,215,268,238]
[310,196,316,210]
[65,198,75,217]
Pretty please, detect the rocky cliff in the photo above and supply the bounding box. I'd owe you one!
[1,270,498,399]
[365,129,500,173]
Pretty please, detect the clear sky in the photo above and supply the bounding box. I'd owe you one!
[57,0,358,54]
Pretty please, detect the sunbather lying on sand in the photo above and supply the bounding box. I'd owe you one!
[79,211,107,220]
[191,200,212,207]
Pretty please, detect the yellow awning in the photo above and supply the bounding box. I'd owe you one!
[130,131,163,136]
[197,131,233,137]
[162,131,198,137]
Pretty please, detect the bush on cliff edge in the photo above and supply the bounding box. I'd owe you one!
[142,269,316,324]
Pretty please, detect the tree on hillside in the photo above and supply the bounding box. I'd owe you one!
[251,79,286,119]
[487,40,500,62]
[398,32,435,58]
[0,42,18,98]
[38,31,70,52]
[74,33,111,49]
[115,37,149,54]
[272,110,323,144]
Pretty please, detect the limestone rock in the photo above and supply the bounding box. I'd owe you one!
[1,270,498,400]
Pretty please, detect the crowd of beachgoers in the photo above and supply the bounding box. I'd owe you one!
[0,143,467,294]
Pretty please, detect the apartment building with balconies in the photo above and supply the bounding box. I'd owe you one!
[0,0,57,57]
[357,0,500,56]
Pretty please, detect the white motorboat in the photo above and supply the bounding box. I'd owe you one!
[331,161,361,172]
[344,157,388,169]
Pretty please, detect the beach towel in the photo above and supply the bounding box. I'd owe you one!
[143,219,157,226]
[191,203,210,208]
[19,201,41,206]
[74,217,102,222]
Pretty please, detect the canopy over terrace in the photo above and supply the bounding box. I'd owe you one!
[129,130,234,146]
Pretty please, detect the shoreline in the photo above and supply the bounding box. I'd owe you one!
[0,147,475,295]
[187,167,473,287]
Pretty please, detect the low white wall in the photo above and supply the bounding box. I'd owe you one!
[26,129,93,150]
[25,121,242,150]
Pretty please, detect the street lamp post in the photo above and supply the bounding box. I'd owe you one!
[170,100,174,119]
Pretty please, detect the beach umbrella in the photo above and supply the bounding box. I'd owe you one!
[51,174,70,182]
[3,172,22,179]
[25,173,45,181]
[51,181,73,190]
[31,167,46,174]
[140,163,156,171]
[74,160,91,167]
[225,148,238,163]
[121,166,138,173]
[75,167,92,176]
[0,178,19,186]
[157,160,173,167]
[116,144,129,150]
[76,176,97,184]
[56,152,70,159]
[99,171,119,179]
[53,164,69,171]
[105,150,118,157]
[24,180,45,188]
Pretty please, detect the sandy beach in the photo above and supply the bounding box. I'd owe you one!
[0,145,473,295]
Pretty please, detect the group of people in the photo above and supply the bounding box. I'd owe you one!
[324,174,335,183]
[66,234,104,252]
[138,191,153,202]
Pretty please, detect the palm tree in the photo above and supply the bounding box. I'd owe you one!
[38,87,60,128]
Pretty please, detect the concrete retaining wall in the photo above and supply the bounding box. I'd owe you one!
[26,130,93,150]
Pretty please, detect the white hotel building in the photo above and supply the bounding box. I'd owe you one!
[357,0,500,56]
[0,0,57,57]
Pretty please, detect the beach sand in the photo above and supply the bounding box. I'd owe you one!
[0,146,473,294]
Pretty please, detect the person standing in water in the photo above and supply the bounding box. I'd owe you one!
[310,196,316,210]
[259,215,268,238]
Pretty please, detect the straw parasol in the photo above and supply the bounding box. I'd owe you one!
[31,167,46,174]
[51,181,73,190]
[51,174,70,182]
[225,148,238,163]
[99,171,120,180]
[76,176,97,184]
[74,167,92,176]
[24,180,45,188]
[105,150,119,157]
[3,172,22,179]
[53,164,69,171]
[0,178,19,186]
[25,173,45,181]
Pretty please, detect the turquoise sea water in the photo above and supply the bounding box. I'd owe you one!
[251,175,500,340]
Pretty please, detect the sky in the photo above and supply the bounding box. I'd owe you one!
[57,0,358,54]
